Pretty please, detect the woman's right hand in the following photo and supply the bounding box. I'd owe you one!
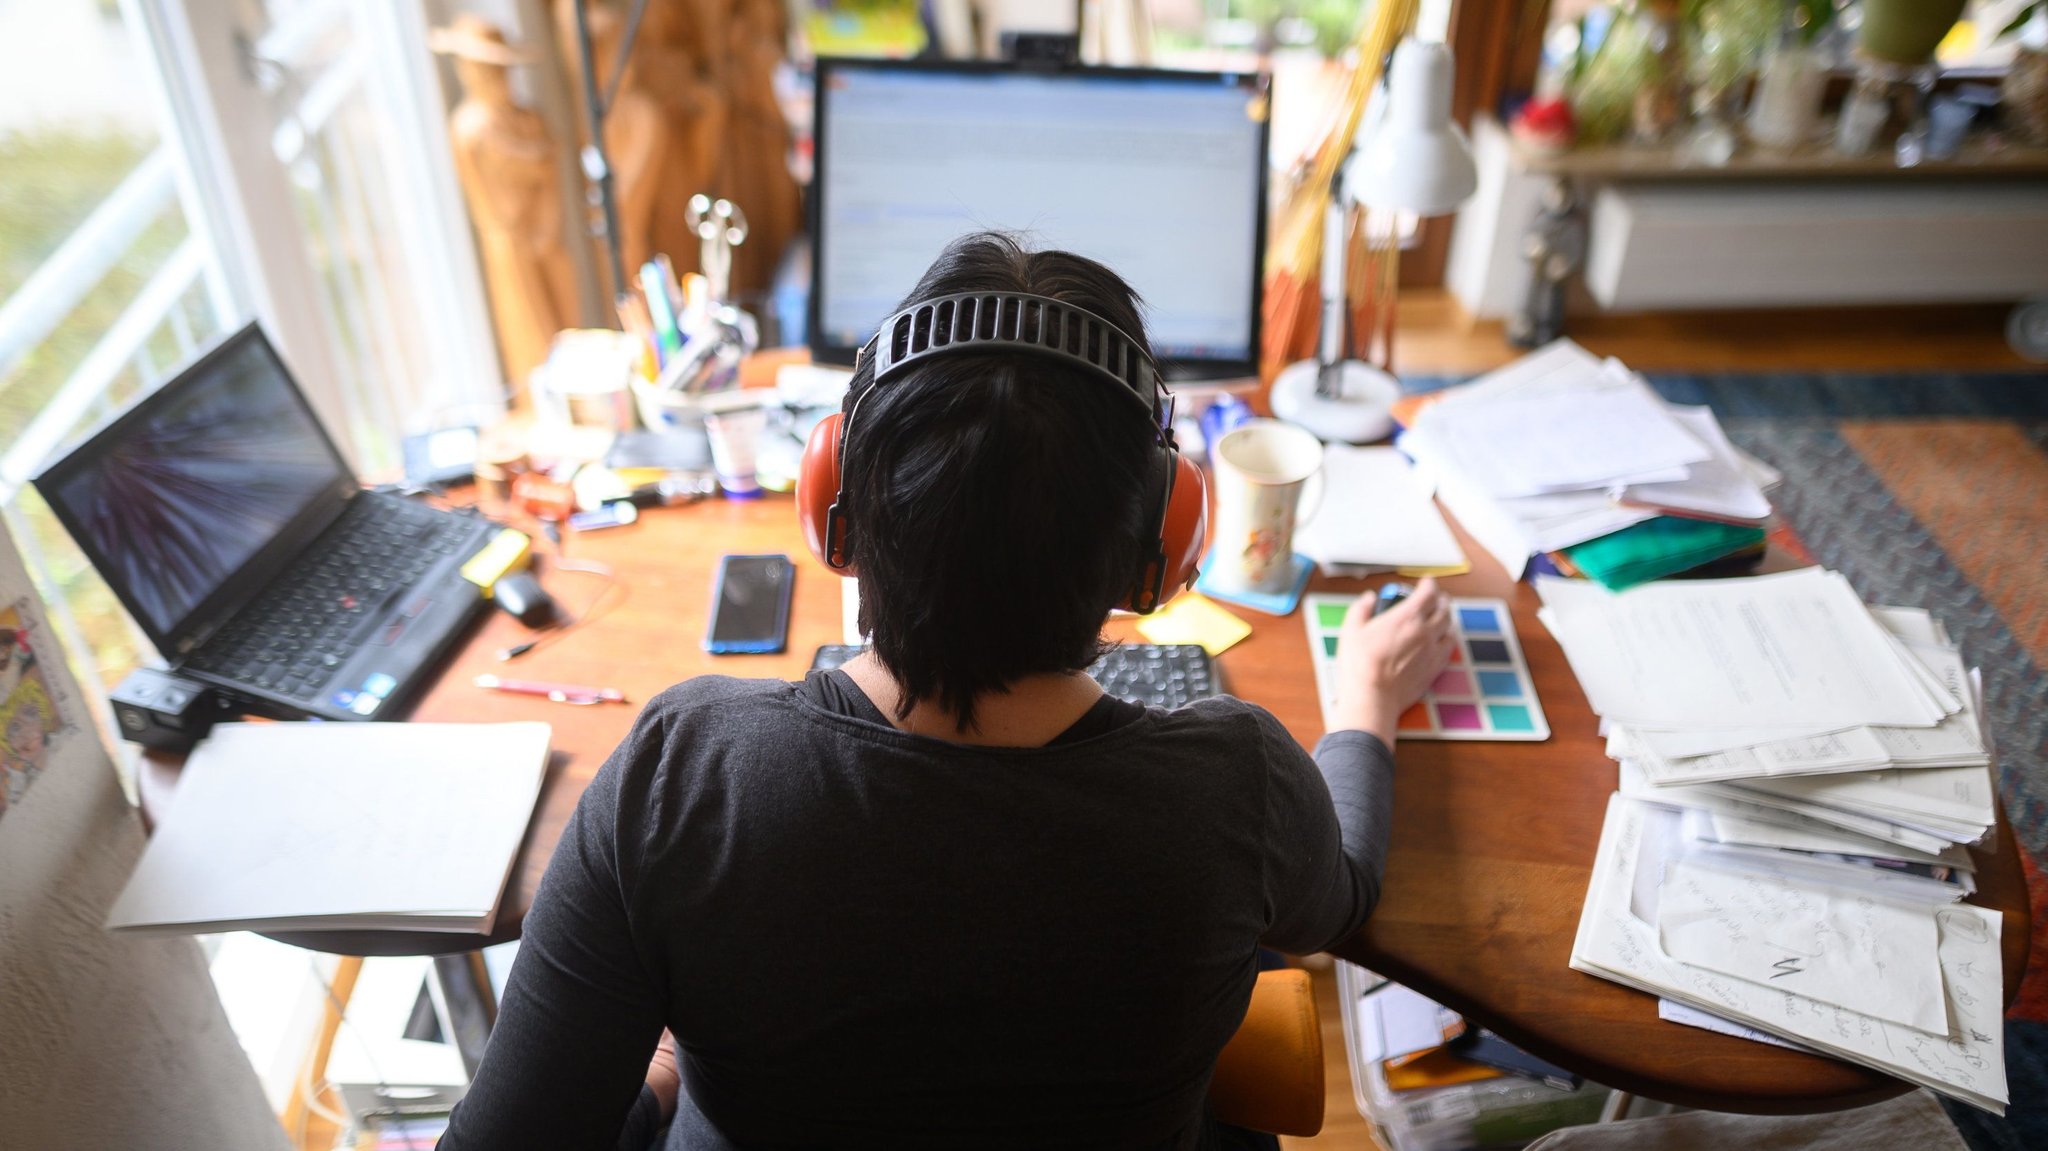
[1328,577,1456,747]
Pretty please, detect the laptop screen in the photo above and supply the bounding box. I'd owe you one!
[35,326,351,645]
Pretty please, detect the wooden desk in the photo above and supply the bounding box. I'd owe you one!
[139,493,2032,1112]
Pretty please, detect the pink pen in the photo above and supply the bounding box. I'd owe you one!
[474,674,628,706]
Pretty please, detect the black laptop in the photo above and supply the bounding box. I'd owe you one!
[34,323,498,722]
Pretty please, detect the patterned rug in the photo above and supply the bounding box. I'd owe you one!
[1409,369,2048,1148]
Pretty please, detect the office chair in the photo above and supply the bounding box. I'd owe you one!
[1209,967,1326,1137]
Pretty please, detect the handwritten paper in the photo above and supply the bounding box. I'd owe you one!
[1571,795,2008,1114]
[1657,860,1947,1033]
[1658,999,1817,1052]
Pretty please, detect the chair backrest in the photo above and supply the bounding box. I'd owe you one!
[1209,967,1325,1137]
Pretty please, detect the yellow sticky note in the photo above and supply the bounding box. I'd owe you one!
[1136,593,1252,657]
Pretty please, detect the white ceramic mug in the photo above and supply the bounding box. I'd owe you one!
[1210,419,1323,595]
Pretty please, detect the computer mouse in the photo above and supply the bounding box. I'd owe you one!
[493,571,557,628]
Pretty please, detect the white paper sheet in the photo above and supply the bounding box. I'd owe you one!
[1536,569,1952,730]
[1572,795,2008,1113]
[1620,406,1774,523]
[842,576,867,645]
[1737,764,1997,832]
[1619,726,1894,786]
[1371,983,1461,1061]
[108,721,551,933]
[1705,812,1974,871]
[1656,860,1948,1032]
[1294,445,1466,571]
[1434,380,1712,499]
[1658,999,1817,1052]
[1619,760,1959,858]
[1629,723,1859,759]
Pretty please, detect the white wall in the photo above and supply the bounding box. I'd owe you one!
[0,524,289,1151]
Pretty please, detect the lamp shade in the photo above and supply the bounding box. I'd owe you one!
[1348,38,1477,217]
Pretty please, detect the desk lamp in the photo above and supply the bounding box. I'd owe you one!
[1270,38,1477,443]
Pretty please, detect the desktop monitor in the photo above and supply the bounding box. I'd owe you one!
[809,59,1271,380]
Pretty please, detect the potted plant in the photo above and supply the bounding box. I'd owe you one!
[1856,0,1967,65]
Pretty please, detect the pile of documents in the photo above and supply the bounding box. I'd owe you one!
[108,721,551,935]
[1539,569,2007,1113]
[1400,340,1778,581]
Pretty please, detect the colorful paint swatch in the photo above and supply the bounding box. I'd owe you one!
[1458,606,1500,632]
[1302,594,1549,741]
[1436,703,1483,730]
[1487,704,1537,733]
[1468,638,1512,664]
[1431,668,1473,697]
[1476,670,1522,698]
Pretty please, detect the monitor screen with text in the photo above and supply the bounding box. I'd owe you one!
[811,62,1270,377]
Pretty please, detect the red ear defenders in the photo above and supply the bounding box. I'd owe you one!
[796,291,1207,614]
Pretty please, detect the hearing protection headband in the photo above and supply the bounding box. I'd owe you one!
[822,291,1186,609]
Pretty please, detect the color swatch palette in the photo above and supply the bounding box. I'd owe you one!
[1303,595,1550,741]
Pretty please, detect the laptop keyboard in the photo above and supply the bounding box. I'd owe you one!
[185,498,481,702]
[810,643,1222,709]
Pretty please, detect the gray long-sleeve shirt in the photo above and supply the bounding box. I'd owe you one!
[441,671,1394,1150]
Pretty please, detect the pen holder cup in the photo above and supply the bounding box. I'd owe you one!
[632,379,709,433]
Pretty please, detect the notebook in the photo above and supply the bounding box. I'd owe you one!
[33,323,497,722]
[106,721,551,934]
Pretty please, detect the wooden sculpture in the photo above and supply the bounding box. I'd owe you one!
[555,0,800,296]
[638,0,730,276]
[716,0,802,293]
[432,15,576,386]
[592,10,671,278]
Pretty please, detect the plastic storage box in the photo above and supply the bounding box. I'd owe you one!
[1337,961,1612,1151]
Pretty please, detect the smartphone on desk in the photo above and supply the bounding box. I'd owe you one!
[705,554,795,654]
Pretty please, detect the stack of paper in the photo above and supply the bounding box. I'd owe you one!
[1572,795,2008,1114]
[1292,445,1468,577]
[1545,570,2008,1111]
[1538,568,1996,860]
[1400,341,1778,578]
[108,721,551,935]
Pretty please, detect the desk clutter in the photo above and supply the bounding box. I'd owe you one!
[1336,963,1612,1151]
[1540,569,2008,1114]
[107,722,550,936]
[1398,339,1777,588]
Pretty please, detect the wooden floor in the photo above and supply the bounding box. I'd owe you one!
[1278,294,2035,1151]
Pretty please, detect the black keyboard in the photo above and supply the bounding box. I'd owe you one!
[185,498,481,701]
[809,643,1221,709]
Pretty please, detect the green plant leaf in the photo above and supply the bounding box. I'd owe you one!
[1996,2,2042,42]
[1795,0,1836,46]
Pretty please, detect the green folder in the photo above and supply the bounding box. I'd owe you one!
[1561,518,1767,591]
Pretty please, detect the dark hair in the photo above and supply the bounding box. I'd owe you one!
[840,232,1159,731]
